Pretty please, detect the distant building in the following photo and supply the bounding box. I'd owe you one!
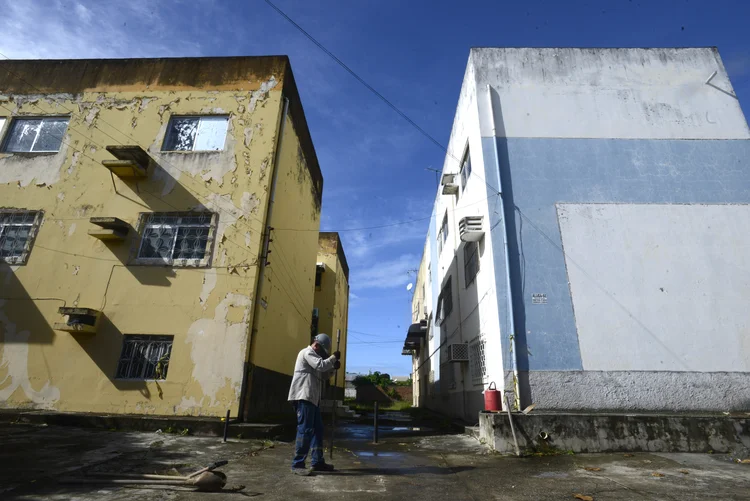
[0,56,324,421]
[344,373,357,399]
[405,47,750,421]
[313,232,350,400]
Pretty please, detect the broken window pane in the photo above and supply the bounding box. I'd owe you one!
[162,116,228,151]
[163,117,198,151]
[2,117,69,153]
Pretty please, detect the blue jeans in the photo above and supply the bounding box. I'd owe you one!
[292,400,324,468]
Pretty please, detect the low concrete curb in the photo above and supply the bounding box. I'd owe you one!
[479,411,750,454]
[0,410,293,438]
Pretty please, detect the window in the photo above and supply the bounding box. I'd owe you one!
[116,335,173,380]
[136,212,217,267]
[315,264,324,290]
[437,213,449,254]
[464,241,479,287]
[469,337,487,384]
[0,210,43,265]
[2,117,69,153]
[162,116,228,151]
[435,276,453,324]
[460,146,472,191]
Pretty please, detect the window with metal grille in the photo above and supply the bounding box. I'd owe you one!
[0,210,43,265]
[162,116,228,151]
[469,337,487,384]
[464,241,479,287]
[460,146,472,191]
[136,212,217,267]
[116,335,174,380]
[435,276,453,324]
[2,117,69,153]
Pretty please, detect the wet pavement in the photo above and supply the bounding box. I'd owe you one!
[2,420,750,500]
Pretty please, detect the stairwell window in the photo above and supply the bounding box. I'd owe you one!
[437,213,449,254]
[116,335,174,380]
[435,276,453,325]
[2,117,69,153]
[162,116,228,151]
[460,146,472,191]
[464,241,479,287]
[469,337,487,385]
[0,210,43,265]
[136,212,217,267]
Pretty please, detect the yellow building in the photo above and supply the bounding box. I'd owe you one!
[313,232,350,399]
[0,56,323,420]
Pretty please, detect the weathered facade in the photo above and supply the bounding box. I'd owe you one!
[407,47,750,421]
[313,232,350,399]
[0,56,323,420]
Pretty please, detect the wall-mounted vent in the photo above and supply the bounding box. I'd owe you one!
[447,343,469,363]
[54,307,101,334]
[459,215,484,242]
[441,173,459,195]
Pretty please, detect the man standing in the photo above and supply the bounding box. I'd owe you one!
[288,333,341,475]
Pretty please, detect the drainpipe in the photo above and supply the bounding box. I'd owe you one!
[486,84,520,410]
[238,95,290,420]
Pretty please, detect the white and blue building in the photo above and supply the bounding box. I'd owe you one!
[406,47,750,421]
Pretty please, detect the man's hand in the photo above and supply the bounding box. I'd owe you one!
[334,360,341,370]
[333,351,341,360]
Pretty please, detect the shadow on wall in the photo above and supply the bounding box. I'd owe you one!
[427,249,483,422]
[97,158,217,287]
[0,263,59,345]
[70,313,149,396]
[488,87,531,408]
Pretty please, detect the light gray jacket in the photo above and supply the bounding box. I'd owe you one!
[287,346,337,406]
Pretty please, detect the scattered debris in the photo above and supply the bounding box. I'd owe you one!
[522,404,536,415]
[583,467,602,472]
[651,472,665,478]
[623,454,634,458]
[678,469,690,474]
[574,494,594,501]
[738,459,750,464]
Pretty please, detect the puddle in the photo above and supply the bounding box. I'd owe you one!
[392,427,422,432]
[355,451,404,458]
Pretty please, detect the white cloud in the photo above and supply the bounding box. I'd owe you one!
[350,253,418,289]
[0,0,200,59]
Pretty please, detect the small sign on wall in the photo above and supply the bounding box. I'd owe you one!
[532,293,547,305]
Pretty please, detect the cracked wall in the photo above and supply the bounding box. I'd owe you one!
[0,57,324,417]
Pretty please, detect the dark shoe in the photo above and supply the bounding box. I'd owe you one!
[291,466,312,476]
[311,462,335,472]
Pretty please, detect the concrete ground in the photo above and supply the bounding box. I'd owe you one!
[2,420,749,500]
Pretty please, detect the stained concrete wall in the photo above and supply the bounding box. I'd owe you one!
[0,57,323,419]
[313,232,350,394]
[479,411,750,454]
[417,47,750,415]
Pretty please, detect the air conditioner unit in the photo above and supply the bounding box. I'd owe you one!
[441,173,459,195]
[447,343,469,363]
[459,215,484,242]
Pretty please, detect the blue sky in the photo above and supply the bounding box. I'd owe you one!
[2,0,749,376]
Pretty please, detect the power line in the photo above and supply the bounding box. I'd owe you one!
[262,0,501,195]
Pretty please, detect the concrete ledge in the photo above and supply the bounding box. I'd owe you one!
[0,410,292,438]
[479,411,750,454]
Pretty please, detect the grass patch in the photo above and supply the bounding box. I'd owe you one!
[346,400,413,412]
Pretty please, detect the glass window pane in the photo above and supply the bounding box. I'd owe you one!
[0,225,30,258]
[33,118,69,152]
[4,119,41,152]
[138,226,176,261]
[194,117,228,151]
[163,117,198,151]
